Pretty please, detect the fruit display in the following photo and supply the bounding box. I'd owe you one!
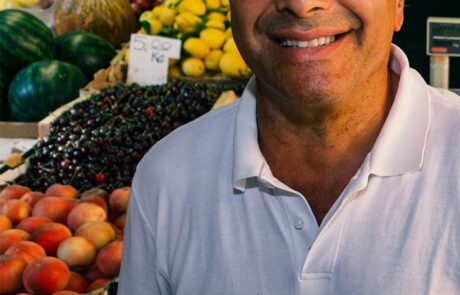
[132,0,251,79]
[8,60,88,122]
[0,183,129,294]
[55,32,117,81]
[14,80,244,192]
[53,0,139,48]
[0,9,55,73]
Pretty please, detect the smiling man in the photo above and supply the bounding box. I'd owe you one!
[118,0,460,294]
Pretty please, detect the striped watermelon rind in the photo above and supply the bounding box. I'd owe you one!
[55,31,117,80]
[0,9,56,72]
[8,60,88,122]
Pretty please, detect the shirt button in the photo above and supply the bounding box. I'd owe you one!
[294,218,305,230]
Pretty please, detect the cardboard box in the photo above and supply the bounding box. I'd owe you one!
[0,121,39,138]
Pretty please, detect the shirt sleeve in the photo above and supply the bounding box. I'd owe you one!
[117,184,171,295]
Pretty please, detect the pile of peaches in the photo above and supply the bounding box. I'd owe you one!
[0,183,130,295]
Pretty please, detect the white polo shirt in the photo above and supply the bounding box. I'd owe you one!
[118,45,460,295]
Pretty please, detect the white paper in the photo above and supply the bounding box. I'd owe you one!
[127,34,182,85]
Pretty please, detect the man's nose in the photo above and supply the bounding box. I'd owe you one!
[275,0,332,18]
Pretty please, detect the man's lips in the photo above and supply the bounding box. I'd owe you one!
[268,28,351,49]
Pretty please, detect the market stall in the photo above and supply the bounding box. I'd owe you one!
[0,0,250,294]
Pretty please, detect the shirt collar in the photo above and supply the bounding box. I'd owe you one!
[232,45,431,191]
[369,45,430,176]
[233,77,266,191]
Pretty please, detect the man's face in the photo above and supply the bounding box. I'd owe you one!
[230,0,404,103]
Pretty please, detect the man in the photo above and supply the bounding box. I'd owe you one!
[118,0,460,294]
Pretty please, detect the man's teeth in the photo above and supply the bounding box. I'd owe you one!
[280,36,336,48]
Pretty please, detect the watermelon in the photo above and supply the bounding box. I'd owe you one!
[0,9,55,73]
[55,31,117,80]
[8,60,87,122]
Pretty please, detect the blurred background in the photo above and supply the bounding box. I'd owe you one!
[393,0,459,88]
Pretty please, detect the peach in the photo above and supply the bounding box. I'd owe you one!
[87,278,110,292]
[52,291,80,295]
[0,185,31,200]
[96,241,123,278]
[32,197,74,224]
[0,254,28,294]
[32,223,72,256]
[57,236,96,268]
[45,184,78,199]
[1,199,31,224]
[0,214,12,233]
[51,290,81,295]
[109,187,130,213]
[67,203,107,231]
[75,195,108,213]
[65,272,89,293]
[85,263,105,282]
[0,229,30,254]
[0,198,6,211]
[114,213,126,230]
[81,188,108,200]
[23,257,70,295]
[75,221,115,251]
[5,241,46,265]
[17,216,52,235]
[20,191,45,208]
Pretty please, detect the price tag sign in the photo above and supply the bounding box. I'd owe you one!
[127,34,182,85]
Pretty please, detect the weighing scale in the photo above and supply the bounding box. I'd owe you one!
[426,17,460,95]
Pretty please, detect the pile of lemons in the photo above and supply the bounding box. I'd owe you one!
[132,0,251,79]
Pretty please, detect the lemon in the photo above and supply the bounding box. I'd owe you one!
[224,27,232,40]
[184,38,210,58]
[223,37,238,53]
[182,58,205,77]
[219,51,251,78]
[226,10,231,21]
[205,20,225,31]
[163,0,181,8]
[200,28,225,49]
[221,0,230,7]
[178,0,206,16]
[148,18,163,35]
[205,0,220,10]
[138,27,148,35]
[140,10,153,22]
[168,65,182,79]
[175,12,203,33]
[204,50,223,71]
[207,12,226,22]
[158,7,177,26]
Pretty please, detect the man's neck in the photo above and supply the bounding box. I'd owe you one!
[256,69,399,224]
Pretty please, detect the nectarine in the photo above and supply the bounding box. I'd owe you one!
[0,214,12,233]
[65,271,89,293]
[1,199,31,224]
[57,236,96,268]
[17,216,52,235]
[0,229,30,254]
[23,257,70,295]
[20,191,45,208]
[31,223,72,256]
[96,241,123,278]
[45,184,78,199]
[0,185,31,200]
[74,221,115,251]
[67,203,107,231]
[5,241,46,265]
[32,197,74,225]
[109,187,131,213]
[0,254,28,294]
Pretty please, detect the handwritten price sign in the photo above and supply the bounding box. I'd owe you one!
[127,34,182,85]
